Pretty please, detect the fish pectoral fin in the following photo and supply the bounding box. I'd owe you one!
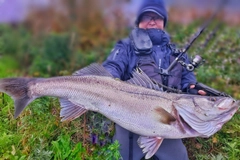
[155,107,176,125]
[59,98,87,121]
[137,136,163,159]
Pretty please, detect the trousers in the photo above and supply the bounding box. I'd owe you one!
[113,124,189,160]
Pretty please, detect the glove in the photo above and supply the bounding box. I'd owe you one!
[187,87,199,95]
[186,84,206,95]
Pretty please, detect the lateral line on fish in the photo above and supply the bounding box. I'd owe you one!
[118,88,173,101]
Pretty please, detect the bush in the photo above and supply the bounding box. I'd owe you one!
[29,33,72,76]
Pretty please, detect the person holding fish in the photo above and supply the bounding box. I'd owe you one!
[0,0,238,159]
[103,0,206,159]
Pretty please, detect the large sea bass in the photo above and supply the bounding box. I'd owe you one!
[0,63,239,159]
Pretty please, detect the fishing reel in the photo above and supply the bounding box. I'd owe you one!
[178,54,205,72]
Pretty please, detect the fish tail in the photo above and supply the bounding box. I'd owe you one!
[0,78,37,118]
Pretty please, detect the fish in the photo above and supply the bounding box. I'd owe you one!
[0,63,239,159]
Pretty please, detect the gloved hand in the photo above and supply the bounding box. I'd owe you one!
[188,84,206,95]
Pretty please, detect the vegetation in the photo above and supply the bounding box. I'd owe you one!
[0,1,239,159]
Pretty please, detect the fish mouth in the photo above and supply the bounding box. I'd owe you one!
[214,98,235,110]
[175,100,239,137]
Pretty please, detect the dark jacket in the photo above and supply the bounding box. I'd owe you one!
[103,28,196,90]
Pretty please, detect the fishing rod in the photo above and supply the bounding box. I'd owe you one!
[156,0,231,97]
[158,0,227,75]
[177,24,221,72]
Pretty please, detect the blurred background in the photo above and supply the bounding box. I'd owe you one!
[0,0,240,159]
[1,0,240,25]
[0,0,239,76]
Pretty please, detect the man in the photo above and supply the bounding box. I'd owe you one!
[103,0,205,159]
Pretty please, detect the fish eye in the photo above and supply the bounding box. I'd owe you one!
[209,97,217,101]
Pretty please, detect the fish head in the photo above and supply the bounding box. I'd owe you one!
[191,96,239,120]
[175,95,239,137]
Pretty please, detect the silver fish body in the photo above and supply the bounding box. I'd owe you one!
[0,63,239,159]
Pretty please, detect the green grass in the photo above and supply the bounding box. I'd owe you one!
[0,56,19,77]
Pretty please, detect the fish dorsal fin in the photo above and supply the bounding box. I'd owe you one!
[60,98,87,121]
[73,63,113,77]
[127,68,162,91]
[137,136,164,159]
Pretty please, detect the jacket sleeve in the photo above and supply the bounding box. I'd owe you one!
[181,54,197,90]
[102,39,130,80]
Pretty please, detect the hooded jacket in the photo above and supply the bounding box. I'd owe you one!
[103,29,196,90]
